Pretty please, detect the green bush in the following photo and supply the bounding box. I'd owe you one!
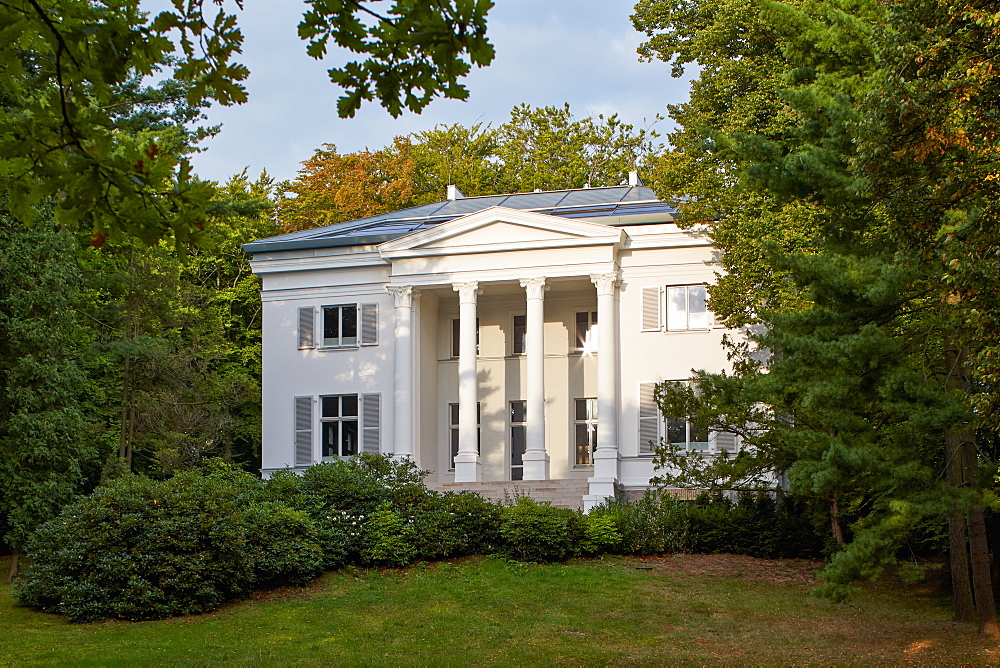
[499,498,575,562]
[361,503,416,567]
[440,491,503,555]
[243,502,324,587]
[591,493,690,554]
[573,514,622,556]
[17,472,253,622]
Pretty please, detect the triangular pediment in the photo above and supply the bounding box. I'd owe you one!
[379,206,624,257]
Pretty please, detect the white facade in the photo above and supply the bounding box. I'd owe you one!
[246,185,735,509]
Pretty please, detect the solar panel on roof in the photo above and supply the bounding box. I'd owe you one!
[433,195,508,215]
[494,191,568,210]
[556,187,630,207]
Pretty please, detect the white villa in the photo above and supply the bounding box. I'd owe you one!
[244,176,737,510]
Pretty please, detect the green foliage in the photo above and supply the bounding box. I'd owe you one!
[360,503,417,567]
[498,498,576,563]
[243,502,324,588]
[592,492,824,559]
[299,0,495,118]
[17,472,254,622]
[0,213,102,553]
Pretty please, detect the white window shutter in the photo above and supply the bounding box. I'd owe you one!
[638,382,661,455]
[294,396,313,466]
[641,287,661,331]
[362,393,381,454]
[360,303,378,346]
[297,306,315,349]
[711,430,737,453]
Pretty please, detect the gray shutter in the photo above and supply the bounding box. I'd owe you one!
[638,382,660,454]
[360,303,378,345]
[294,396,313,466]
[712,431,737,453]
[641,287,661,331]
[362,393,381,454]
[297,306,315,349]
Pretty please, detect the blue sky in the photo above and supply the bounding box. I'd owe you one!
[171,1,692,184]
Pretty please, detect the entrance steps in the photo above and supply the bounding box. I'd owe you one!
[425,478,591,511]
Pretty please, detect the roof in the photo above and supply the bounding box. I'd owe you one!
[243,185,676,254]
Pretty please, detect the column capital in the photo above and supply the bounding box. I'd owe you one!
[590,272,620,296]
[386,285,418,308]
[452,281,482,303]
[519,277,550,300]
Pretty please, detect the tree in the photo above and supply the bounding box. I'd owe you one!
[1,0,495,243]
[637,0,1000,633]
[0,209,100,580]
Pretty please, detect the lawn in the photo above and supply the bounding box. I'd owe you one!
[1,553,996,666]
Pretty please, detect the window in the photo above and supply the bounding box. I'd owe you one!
[667,285,709,330]
[510,400,526,480]
[575,311,598,352]
[299,303,377,348]
[451,318,480,357]
[324,305,357,347]
[638,381,711,454]
[449,402,480,469]
[666,416,709,452]
[512,314,527,355]
[574,398,598,466]
[321,395,359,459]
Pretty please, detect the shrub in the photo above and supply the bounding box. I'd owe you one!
[361,503,416,567]
[573,514,622,556]
[499,498,575,562]
[17,472,253,623]
[242,502,324,587]
[591,493,690,554]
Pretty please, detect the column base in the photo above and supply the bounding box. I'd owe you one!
[453,454,481,483]
[521,451,550,480]
[586,449,621,510]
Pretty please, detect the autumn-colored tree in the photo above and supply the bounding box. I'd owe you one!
[277,139,420,233]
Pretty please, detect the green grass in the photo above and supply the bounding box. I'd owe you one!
[2,555,996,666]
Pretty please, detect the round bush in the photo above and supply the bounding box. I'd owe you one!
[498,498,574,562]
[243,502,325,587]
[17,472,253,623]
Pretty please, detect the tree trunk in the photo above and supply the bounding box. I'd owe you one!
[946,427,975,623]
[960,426,999,636]
[829,494,845,547]
[6,552,18,583]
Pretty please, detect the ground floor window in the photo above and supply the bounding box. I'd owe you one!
[449,402,480,469]
[575,398,597,466]
[666,417,709,451]
[510,400,526,480]
[321,394,359,459]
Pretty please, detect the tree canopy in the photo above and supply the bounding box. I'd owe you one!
[0,0,495,244]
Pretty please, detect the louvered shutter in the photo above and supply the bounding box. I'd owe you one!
[712,431,738,453]
[294,396,313,466]
[360,303,378,345]
[641,287,661,331]
[638,382,661,455]
[297,306,315,349]
[362,393,381,454]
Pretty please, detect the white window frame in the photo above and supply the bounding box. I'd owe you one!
[574,310,598,353]
[666,285,711,331]
[574,397,598,466]
[639,381,735,455]
[320,394,360,460]
[299,303,377,349]
[510,400,526,480]
[448,402,480,470]
[451,317,480,358]
[511,313,527,356]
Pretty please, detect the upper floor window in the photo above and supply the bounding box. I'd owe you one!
[324,305,357,347]
[298,303,378,349]
[451,318,480,358]
[667,285,709,330]
[512,314,527,355]
[575,311,598,352]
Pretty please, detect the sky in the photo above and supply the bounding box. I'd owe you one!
[169,1,693,185]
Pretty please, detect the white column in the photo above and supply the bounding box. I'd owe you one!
[387,286,417,460]
[520,277,550,480]
[586,272,621,509]
[452,281,481,482]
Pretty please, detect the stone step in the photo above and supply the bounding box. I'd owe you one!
[425,479,591,510]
